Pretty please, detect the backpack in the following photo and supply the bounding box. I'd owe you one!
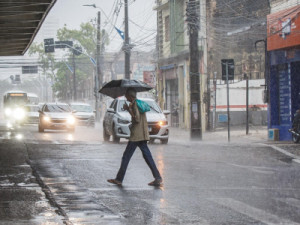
[136,99,150,114]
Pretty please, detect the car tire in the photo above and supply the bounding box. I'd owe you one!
[292,134,300,143]
[38,125,44,133]
[160,139,168,144]
[112,125,120,143]
[103,126,110,141]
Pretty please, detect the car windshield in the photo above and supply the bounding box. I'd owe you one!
[44,104,71,112]
[118,100,161,113]
[71,105,93,112]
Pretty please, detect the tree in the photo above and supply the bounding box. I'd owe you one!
[28,42,56,81]
[28,22,109,101]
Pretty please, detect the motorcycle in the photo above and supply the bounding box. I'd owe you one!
[289,124,300,143]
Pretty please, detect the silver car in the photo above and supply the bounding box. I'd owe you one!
[70,103,95,127]
[24,104,40,124]
[103,97,170,144]
[38,103,76,133]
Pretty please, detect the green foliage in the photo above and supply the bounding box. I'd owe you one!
[28,22,109,100]
[28,42,56,80]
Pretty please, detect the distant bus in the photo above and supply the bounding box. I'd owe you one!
[3,91,28,122]
[27,93,39,105]
[3,91,28,109]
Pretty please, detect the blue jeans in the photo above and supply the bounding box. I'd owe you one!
[116,141,161,182]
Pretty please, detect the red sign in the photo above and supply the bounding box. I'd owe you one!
[267,5,300,51]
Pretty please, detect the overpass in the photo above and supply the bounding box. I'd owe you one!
[0,0,56,56]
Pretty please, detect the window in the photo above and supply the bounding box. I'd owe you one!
[22,66,38,74]
[165,15,170,42]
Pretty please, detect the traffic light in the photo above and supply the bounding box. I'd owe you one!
[44,38,54,53]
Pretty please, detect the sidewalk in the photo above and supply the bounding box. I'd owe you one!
[170,125,267,143]
[169,125,300,159]
[0,136,63,224]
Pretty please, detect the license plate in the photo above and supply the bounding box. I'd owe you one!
[148,126,152,132]
[54,124,64,127]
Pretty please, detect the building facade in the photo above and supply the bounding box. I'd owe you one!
[154,0,207,129]
[267,1,300,140]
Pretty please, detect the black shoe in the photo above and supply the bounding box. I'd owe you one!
[148,179,163,187]
[107,179,122,186]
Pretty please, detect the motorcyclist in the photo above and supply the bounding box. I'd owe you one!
[292,109,300,131]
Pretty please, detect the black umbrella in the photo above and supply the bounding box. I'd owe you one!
[99,79,153,99]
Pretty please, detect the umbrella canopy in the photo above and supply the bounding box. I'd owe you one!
[99,79,153,99]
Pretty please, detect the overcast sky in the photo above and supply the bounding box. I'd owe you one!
[36,0,157,52]
[0,0,157,80]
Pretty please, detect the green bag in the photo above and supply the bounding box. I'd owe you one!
[136,99,150,114]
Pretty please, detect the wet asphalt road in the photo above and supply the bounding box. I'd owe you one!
[2,124,300,225]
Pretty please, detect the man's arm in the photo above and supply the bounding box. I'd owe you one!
[124,101,140,123]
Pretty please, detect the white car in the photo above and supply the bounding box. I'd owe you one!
[70,103,95,127]
[38,103,76,132]
[103,97,170,144]
[24,104,39,124]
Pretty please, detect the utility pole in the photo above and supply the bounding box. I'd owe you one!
[226,62,230,142]
[213,72,217,131]
[72,51,77,101]
[96,11,101,121]
[124,0,130,79]
[187,0,202,140]
[245,73,249,135]
[207,73,211,131]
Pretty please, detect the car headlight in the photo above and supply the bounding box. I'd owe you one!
[43,116,51,122]
[5,108,11,116]
[67,116,76,125]
[118,118,130,124]
[13,108,25,120]
[158,120,167,126]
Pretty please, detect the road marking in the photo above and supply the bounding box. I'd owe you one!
[278,198,300,209]
[143,198,211,225]
[210,198,300,225]
[227,163,275,174]
[260,144,300,165]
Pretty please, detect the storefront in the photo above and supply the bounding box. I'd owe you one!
[159,64,179,127]
[267,5,300,140]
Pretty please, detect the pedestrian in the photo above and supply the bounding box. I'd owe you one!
[107,88,162,187]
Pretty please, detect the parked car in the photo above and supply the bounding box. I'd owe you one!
[70,103,95,127]
[24,104,39,124]
[103,97,170,144]
[38,103,76,132]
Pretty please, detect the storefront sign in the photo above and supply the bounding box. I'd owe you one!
[143,71,156,87]
[278,65,291,125]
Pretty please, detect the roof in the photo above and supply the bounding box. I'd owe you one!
[45,102,69,105]
[0,0,57,56]
[70,102,92,106]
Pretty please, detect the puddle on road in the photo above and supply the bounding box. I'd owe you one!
[278,157,294,163]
